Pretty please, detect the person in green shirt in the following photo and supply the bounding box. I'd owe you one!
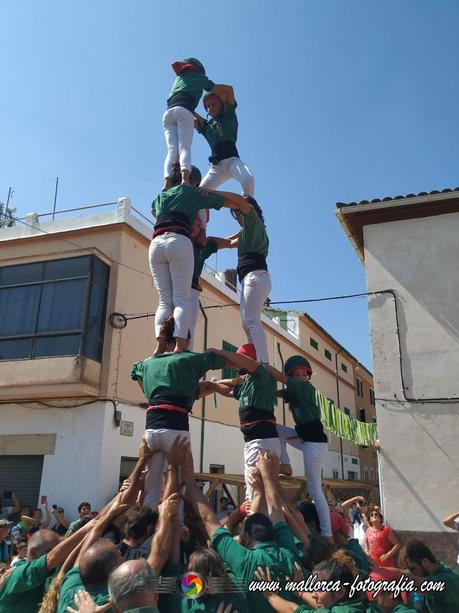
[163,58,214,188]
[401,539,459,613]
[213,343,280,503]
[63,561,161,613]
[150,172,246,354]
[188,212,236,350]
[195,84,254,197]
[58,482,179,613]
[131,317,239,508]
[182,445,301,613]
[56,499,128,613]
[264,355,332,539]
[163,58,230,188]
[66,501,92,535]
[257,551,377,612]
[181,547,249,613]
[0,520,97,613]
[229,195,271,363]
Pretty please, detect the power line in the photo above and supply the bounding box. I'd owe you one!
[11,216,372,311]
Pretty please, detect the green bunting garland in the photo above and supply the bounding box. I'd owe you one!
[314,388,378,446]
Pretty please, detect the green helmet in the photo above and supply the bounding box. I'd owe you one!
[183,58,205,73]
[284,355,312,376]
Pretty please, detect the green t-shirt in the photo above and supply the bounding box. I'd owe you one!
[197,102,238,151]
[193,240,218,279]
[0,554,50,613]
[237,204,269,258]
[234,365,276,415]
[423,561,459,613]
[168,71,215,108]
[345,538,371,574]
[57,567,111,613]
[152,185,225,225]
[212,522,300,613]
[131,351,225,407]
[285,378,322,425]
[392,605,416,612]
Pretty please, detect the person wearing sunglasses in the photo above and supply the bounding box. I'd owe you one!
[364,510,400,568]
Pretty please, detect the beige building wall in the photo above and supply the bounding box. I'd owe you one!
[0,204,377,488]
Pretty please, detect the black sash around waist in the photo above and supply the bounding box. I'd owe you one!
[295,420,328,443]
[239,406,278,442]
[153,212,191,240]
[167,91,197,113]
[237,252,268,283]
[146,394,191,431]
[209,140,239,164]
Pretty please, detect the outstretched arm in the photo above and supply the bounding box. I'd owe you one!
[120,438,156,505]
[257,452,284,525]
[209,348,259,373]
[148,493,180,573]
[207,236,236,250]
[182,448,221,539]
[264,364,288,385]
[41,502,51,529]
[200,188,250,213]
[341,496,364,512]
[199,380,234,398]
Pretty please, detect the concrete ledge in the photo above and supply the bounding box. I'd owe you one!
[0,356,101,400]
[0,433,57,455]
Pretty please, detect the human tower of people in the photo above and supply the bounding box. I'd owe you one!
[133,56,333,540]
[2,57,459,613]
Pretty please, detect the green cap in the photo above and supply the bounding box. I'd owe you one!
[284,355,312,376]
[190,166,202,183]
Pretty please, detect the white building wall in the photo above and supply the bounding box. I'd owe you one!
[3,401,345,517]
[364,211,459,531]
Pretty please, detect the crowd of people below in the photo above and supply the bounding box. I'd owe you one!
[1,439,459,613]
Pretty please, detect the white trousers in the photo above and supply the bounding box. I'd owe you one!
[200,157,255,196]
[149,233,194,339]
[244,437,281,501]
[163,106,195,177]
[277,424,332,537]
[189,288,200,351]
[144,429,190,508]
[240,270,271,364]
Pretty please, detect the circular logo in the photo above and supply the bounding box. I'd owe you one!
[179,572,206,599]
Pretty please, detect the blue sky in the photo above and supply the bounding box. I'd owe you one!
[2,0,459,370]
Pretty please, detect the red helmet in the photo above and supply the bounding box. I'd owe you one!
[236,343,257,360]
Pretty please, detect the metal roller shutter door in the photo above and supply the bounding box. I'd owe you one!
[0,455,44,508]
